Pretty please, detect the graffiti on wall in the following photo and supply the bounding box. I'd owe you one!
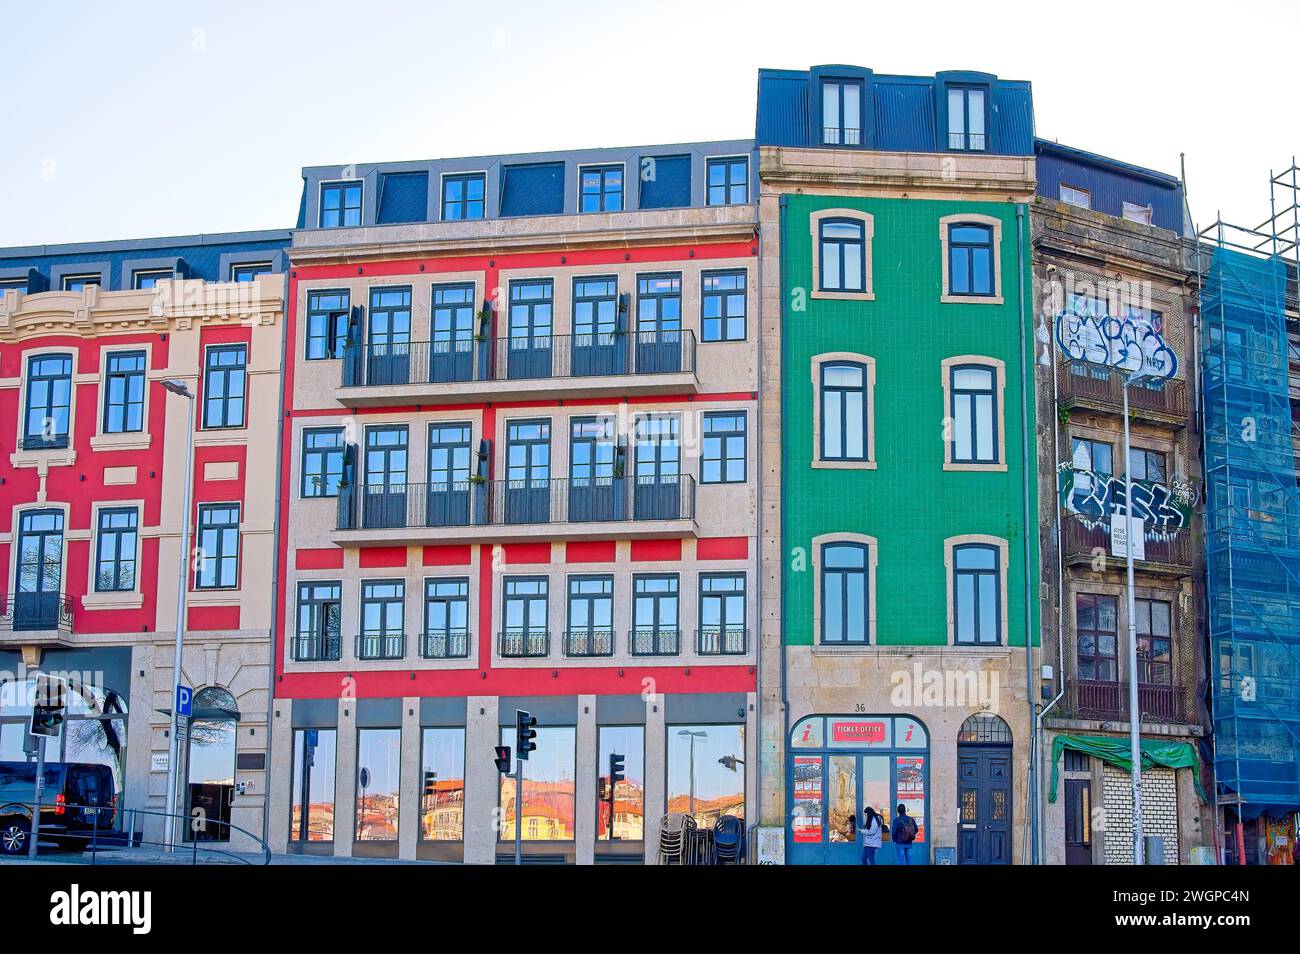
[1057,461,1197,536]
[1055,307,1178,381]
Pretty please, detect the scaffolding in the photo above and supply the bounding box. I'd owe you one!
[1198,160,1300,821]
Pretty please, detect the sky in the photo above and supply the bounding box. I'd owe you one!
[1,0,1297,248]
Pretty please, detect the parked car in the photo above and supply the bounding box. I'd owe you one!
[0,761,117,855]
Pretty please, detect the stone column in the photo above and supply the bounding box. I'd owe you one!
[398,697,420,859]
[333,697,357,858]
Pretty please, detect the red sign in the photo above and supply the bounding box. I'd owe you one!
[830,720,886,743]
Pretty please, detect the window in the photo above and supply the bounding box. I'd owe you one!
[667,724,745,825]
[702,411,746,484]
[302,427,345,498]
[501,577,549,657]
[432,284,476,351]
[102,351,145,434]
[947,86,986,150]
[1128,447,1167,484]
[701,271,746,342]
[441,173,486,221]
[821,543,868,644]
[947,223,994,296]
[94,508,138,592]
[1060,185,1091,209]
[23,353,72,449]
[706,157,748,205]
[359,580,405,660]
[597,726,645,842]
[953,544,1000,645]
[295,582,341,661]
[0,278,26,293]
[320,181,362,228]
[699,574,746,654]
[818,219,866,292]
[498,726,576,841]
[1122,201,1153,225]
[632,574,679,655]
[291,728,337,842]
[1071,437,1113,475]
[636,274,681,336]
[950,364,998,464]
[420,728,466,841]
[305,290,349,359]
[821,79,863,145]
[355,728,400,841]
[1135,599,1173,685]
[1076,594,1118,682]
[572,277,618,338]
[202,344,247,428]
[820,362,869,461]
[132,269,173,289]
[230,262,272,282]
[195,504,240,589]
[566,575,614,657]
[423,578,469,658]
[579,165,623,213]
[61,274,100,291]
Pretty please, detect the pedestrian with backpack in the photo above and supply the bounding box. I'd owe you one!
[860,806,884,865]
[891,803,918,864]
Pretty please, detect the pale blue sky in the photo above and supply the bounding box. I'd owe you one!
[2,0,1295,247]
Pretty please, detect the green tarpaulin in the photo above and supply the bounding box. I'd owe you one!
[1047,734,1207,803]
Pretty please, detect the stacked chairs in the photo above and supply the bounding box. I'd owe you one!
[657,812,695,864]
[712,814,746,864]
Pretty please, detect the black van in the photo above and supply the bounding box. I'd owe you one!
[0,761,117,854]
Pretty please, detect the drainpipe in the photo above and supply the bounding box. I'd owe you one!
[778,194,792,844]
[1015,204,1040,863]
[752,181,763,830]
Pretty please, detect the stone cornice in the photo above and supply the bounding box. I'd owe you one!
[1031,199,1192,287]
[758,145,1036,201]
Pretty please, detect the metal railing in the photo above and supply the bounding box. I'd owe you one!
[17,434,70,451]
[630,628,680,656]
[499,629,549,658]
[355,633,406,660]
[563,628,614,657]
[290,633,342,662]
[1062,519,1193,568]
[1073,679,1188,724]
[421,629,470,659]
[1058,361,1188,419]
[338,475,696,531]
[2,799,270,865]
[696,627,748,656]
[340,330,697,388]
[0,593,74,635]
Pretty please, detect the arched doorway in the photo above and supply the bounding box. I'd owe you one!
[185,687,238,842]
[956,713,1012,864]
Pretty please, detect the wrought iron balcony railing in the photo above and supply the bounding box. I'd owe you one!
[340,330,696,389]
[1072,678,1188,724]
[629,627,680,657]
[1062,518,1193,569]
[499,629,549,658]
[0,592,74,634]
[337,475,696,532]
[1058,361,1188,421]
[696,626,748,656]
[563,628,614,658]
[355,633,406,661]
[420,629,470,659]
[291,633,342,662]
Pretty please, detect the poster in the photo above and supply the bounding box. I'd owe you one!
[896,756,926,843]
[792,756,823,843]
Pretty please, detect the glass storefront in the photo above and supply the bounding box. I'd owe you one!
[597,725,644,843]
[788,715,930,865]
[498,726,576,841]
[290,728,337,843]
[666,724,745,826]
[419,728,465,842]
[355,728,401,841]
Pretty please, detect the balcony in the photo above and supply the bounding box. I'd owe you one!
[0,593,74,645]
[1062,518,1193,576]
[290,633,342,662]
[630,628,680,657]
[563,628,614,658]
[499,629,549,658]
[696,626,748,656]
[335,475,697,546]
[1057,361,1188,427]
[420,629,469,659]
[355,633,406,661]
[337,331,698,407]
[1072,678,1189,725]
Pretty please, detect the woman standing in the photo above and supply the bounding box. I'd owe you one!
[860,806,884,864]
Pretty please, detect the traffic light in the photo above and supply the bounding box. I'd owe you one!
[29,674,66,739]
[423,771,438,798]
[608,752,625,791]
[494,745,512,774]
[515,710,537,761]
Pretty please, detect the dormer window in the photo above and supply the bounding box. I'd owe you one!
[821,79,862,146]
[319,181,362,228]
[1060,184,1091,209]
[947,86,986,151]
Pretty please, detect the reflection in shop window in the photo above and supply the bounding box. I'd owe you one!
[666,724,745,826]
[291,728,336,842]
[597,726,644,842]
[420,728,465,841]
[498,726,575,841]
[356,728,400,841]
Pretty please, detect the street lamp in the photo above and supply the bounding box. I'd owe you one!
[1118,368,1145,865]
[677,729,707,819]
[161,378,195,850]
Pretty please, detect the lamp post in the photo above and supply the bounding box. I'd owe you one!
[1119,370,1145,865]
[161,378,195,850]
[677,729,707,819]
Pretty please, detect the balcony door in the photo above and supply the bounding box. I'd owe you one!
[572,277,624,377]
[363,426,408,529]
[430,285,475,383]
[366,288,412,386]
[633,414,680,520]
[505,420,551,524]
[14,510,64,630]
[635,274,682,373]
[427,423,471,527]
[507,280,553,380]
[569,417,624,522]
